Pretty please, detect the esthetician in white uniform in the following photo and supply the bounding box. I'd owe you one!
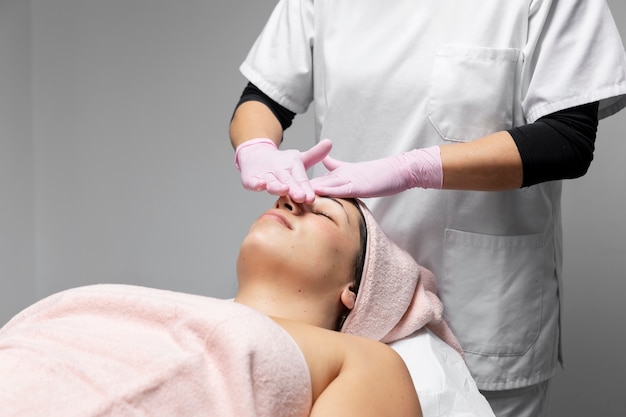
[228,1,626,416]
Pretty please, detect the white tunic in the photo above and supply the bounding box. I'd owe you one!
[240,0,626,390]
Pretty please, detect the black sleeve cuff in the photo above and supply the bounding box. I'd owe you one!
[233,82,296,131]
[508,102,599,187]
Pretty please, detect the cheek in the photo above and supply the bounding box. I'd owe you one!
[318,230,359,275]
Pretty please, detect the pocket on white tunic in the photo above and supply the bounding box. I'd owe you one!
[442,229,546,356]
[427,45,521,142]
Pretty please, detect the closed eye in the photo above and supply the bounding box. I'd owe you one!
[313,210,333,221]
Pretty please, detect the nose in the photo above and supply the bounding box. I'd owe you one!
[276,195,304,214]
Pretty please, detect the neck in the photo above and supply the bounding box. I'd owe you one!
[234,280,339,330]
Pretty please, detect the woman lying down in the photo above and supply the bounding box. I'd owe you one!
[0,196,483,417]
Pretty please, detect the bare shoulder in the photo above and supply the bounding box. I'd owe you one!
[315,331,422,417]
[273,318,421,417]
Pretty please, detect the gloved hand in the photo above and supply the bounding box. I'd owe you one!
[310,146,443,198]
[235,138,333,203]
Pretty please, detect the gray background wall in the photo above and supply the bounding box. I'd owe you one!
[0,0,624,415]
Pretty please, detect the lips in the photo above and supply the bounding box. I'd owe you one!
[259,210,293,229]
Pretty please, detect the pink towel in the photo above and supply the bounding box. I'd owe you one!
[0,285,311,417]
[341,202,463,355]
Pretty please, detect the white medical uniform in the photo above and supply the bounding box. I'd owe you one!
[240,0,626,391]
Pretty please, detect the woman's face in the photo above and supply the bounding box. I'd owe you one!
[239,195,363,294]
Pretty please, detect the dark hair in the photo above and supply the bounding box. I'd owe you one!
[335,198,367,330]
[350,200,368,296]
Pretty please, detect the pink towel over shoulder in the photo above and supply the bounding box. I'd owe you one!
[341,202,463,355]
[0,285,312,417]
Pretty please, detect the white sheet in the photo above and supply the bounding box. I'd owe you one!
[390,329,495,417]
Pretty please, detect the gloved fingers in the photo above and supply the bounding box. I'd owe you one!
[312,183,357,198]
[310,174,348,188]
[240,171,290,196]
[240,176,267,192]
[290,180,316,204]
[265,182,291,197]
[290,184,314,203]
[300,139,333,170]
[310,175,357,197]
[321,155,349,171]
[257,173,290,196]
[273,168,314,203]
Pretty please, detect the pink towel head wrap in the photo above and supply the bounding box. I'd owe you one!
[341,201,462,355]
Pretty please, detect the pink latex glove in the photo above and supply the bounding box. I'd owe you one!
[235,138,333,203]
[310,146,443,198]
